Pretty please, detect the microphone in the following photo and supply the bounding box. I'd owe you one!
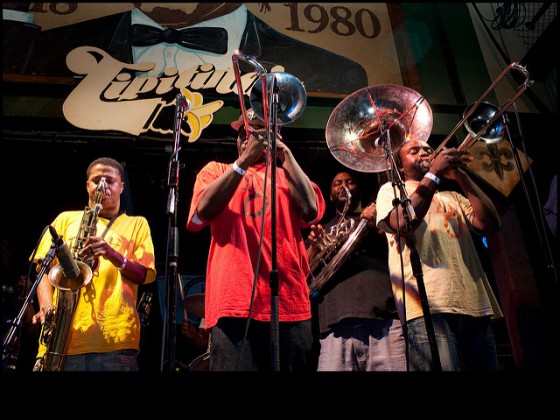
[181,96,191,113]
[374,121,390,150]
[176,94,191,113]
[48,226,81,280]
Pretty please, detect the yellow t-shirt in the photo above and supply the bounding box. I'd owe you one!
[33,211,156,356]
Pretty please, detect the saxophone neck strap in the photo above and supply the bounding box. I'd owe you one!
[99,210,125,239]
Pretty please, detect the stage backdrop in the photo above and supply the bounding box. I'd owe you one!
[14,3,403,141]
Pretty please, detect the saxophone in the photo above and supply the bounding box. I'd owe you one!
[35,177,106,371]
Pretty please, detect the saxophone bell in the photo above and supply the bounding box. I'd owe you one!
[48,226,93,290]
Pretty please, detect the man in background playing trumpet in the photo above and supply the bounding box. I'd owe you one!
[375,139,503,371]
[307,169,406,371]
[31,157,156,371]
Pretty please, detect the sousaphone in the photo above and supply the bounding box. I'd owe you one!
[308,85,433,296]
[325,84,433,173]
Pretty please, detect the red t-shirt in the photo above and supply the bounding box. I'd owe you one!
[187,161,326,329]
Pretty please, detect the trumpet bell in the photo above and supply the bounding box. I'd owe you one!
[463,101,505,144]
[250,72,307,125]
[325,85,433,173]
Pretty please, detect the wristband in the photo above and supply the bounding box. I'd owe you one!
[424,172,440,185]
[232,161,246,176]
[118,256,127,270]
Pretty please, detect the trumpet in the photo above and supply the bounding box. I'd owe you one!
[431,62,533,159]
[231,50,307,136]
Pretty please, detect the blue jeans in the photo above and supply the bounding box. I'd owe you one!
[317,318,407,371]
[61,349,139,371]
[406,313,498,371]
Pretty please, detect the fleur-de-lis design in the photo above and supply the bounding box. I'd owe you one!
[472,143,514,180]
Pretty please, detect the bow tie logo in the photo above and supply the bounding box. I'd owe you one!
[131,24,228,55]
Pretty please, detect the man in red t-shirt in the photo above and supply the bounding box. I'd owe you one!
[186,109,326,371]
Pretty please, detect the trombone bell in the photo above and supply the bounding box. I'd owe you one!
[432,62,532,157]
[463,101,505,144]
[250,72,307,125]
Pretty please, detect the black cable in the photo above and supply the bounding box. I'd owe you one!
[493,3,526,30]
[472,3,513,63]
[471,3,552,115]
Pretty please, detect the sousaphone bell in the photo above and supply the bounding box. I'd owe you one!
[325,84,433,173]
[308,85,433,295]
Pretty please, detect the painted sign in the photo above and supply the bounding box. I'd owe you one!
[8,3,402,140]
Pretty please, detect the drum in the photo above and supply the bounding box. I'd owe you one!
[188,351,210,371]
[182,293,205,319]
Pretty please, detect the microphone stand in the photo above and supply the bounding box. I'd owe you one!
[268,76,280,371]
[2,243,57,371]
[160,93,189,372]
[382,124,442,371]
[233,51,283,370]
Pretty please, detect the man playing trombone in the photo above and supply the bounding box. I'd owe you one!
[186,109,326,371]
[375,139,504,371]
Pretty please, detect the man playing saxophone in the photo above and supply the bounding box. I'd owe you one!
[31,157,156,371]
[307,169,406,371]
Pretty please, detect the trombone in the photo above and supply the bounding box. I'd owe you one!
[231,50,307,137]
[432,61,533,157]
[232,50,269,139]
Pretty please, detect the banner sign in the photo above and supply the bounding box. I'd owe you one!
[11,3,402,140]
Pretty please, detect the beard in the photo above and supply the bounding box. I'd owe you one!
[408,160,430,181]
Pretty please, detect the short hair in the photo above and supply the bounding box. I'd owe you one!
[332,168,362,186]
[87,157,125,180]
